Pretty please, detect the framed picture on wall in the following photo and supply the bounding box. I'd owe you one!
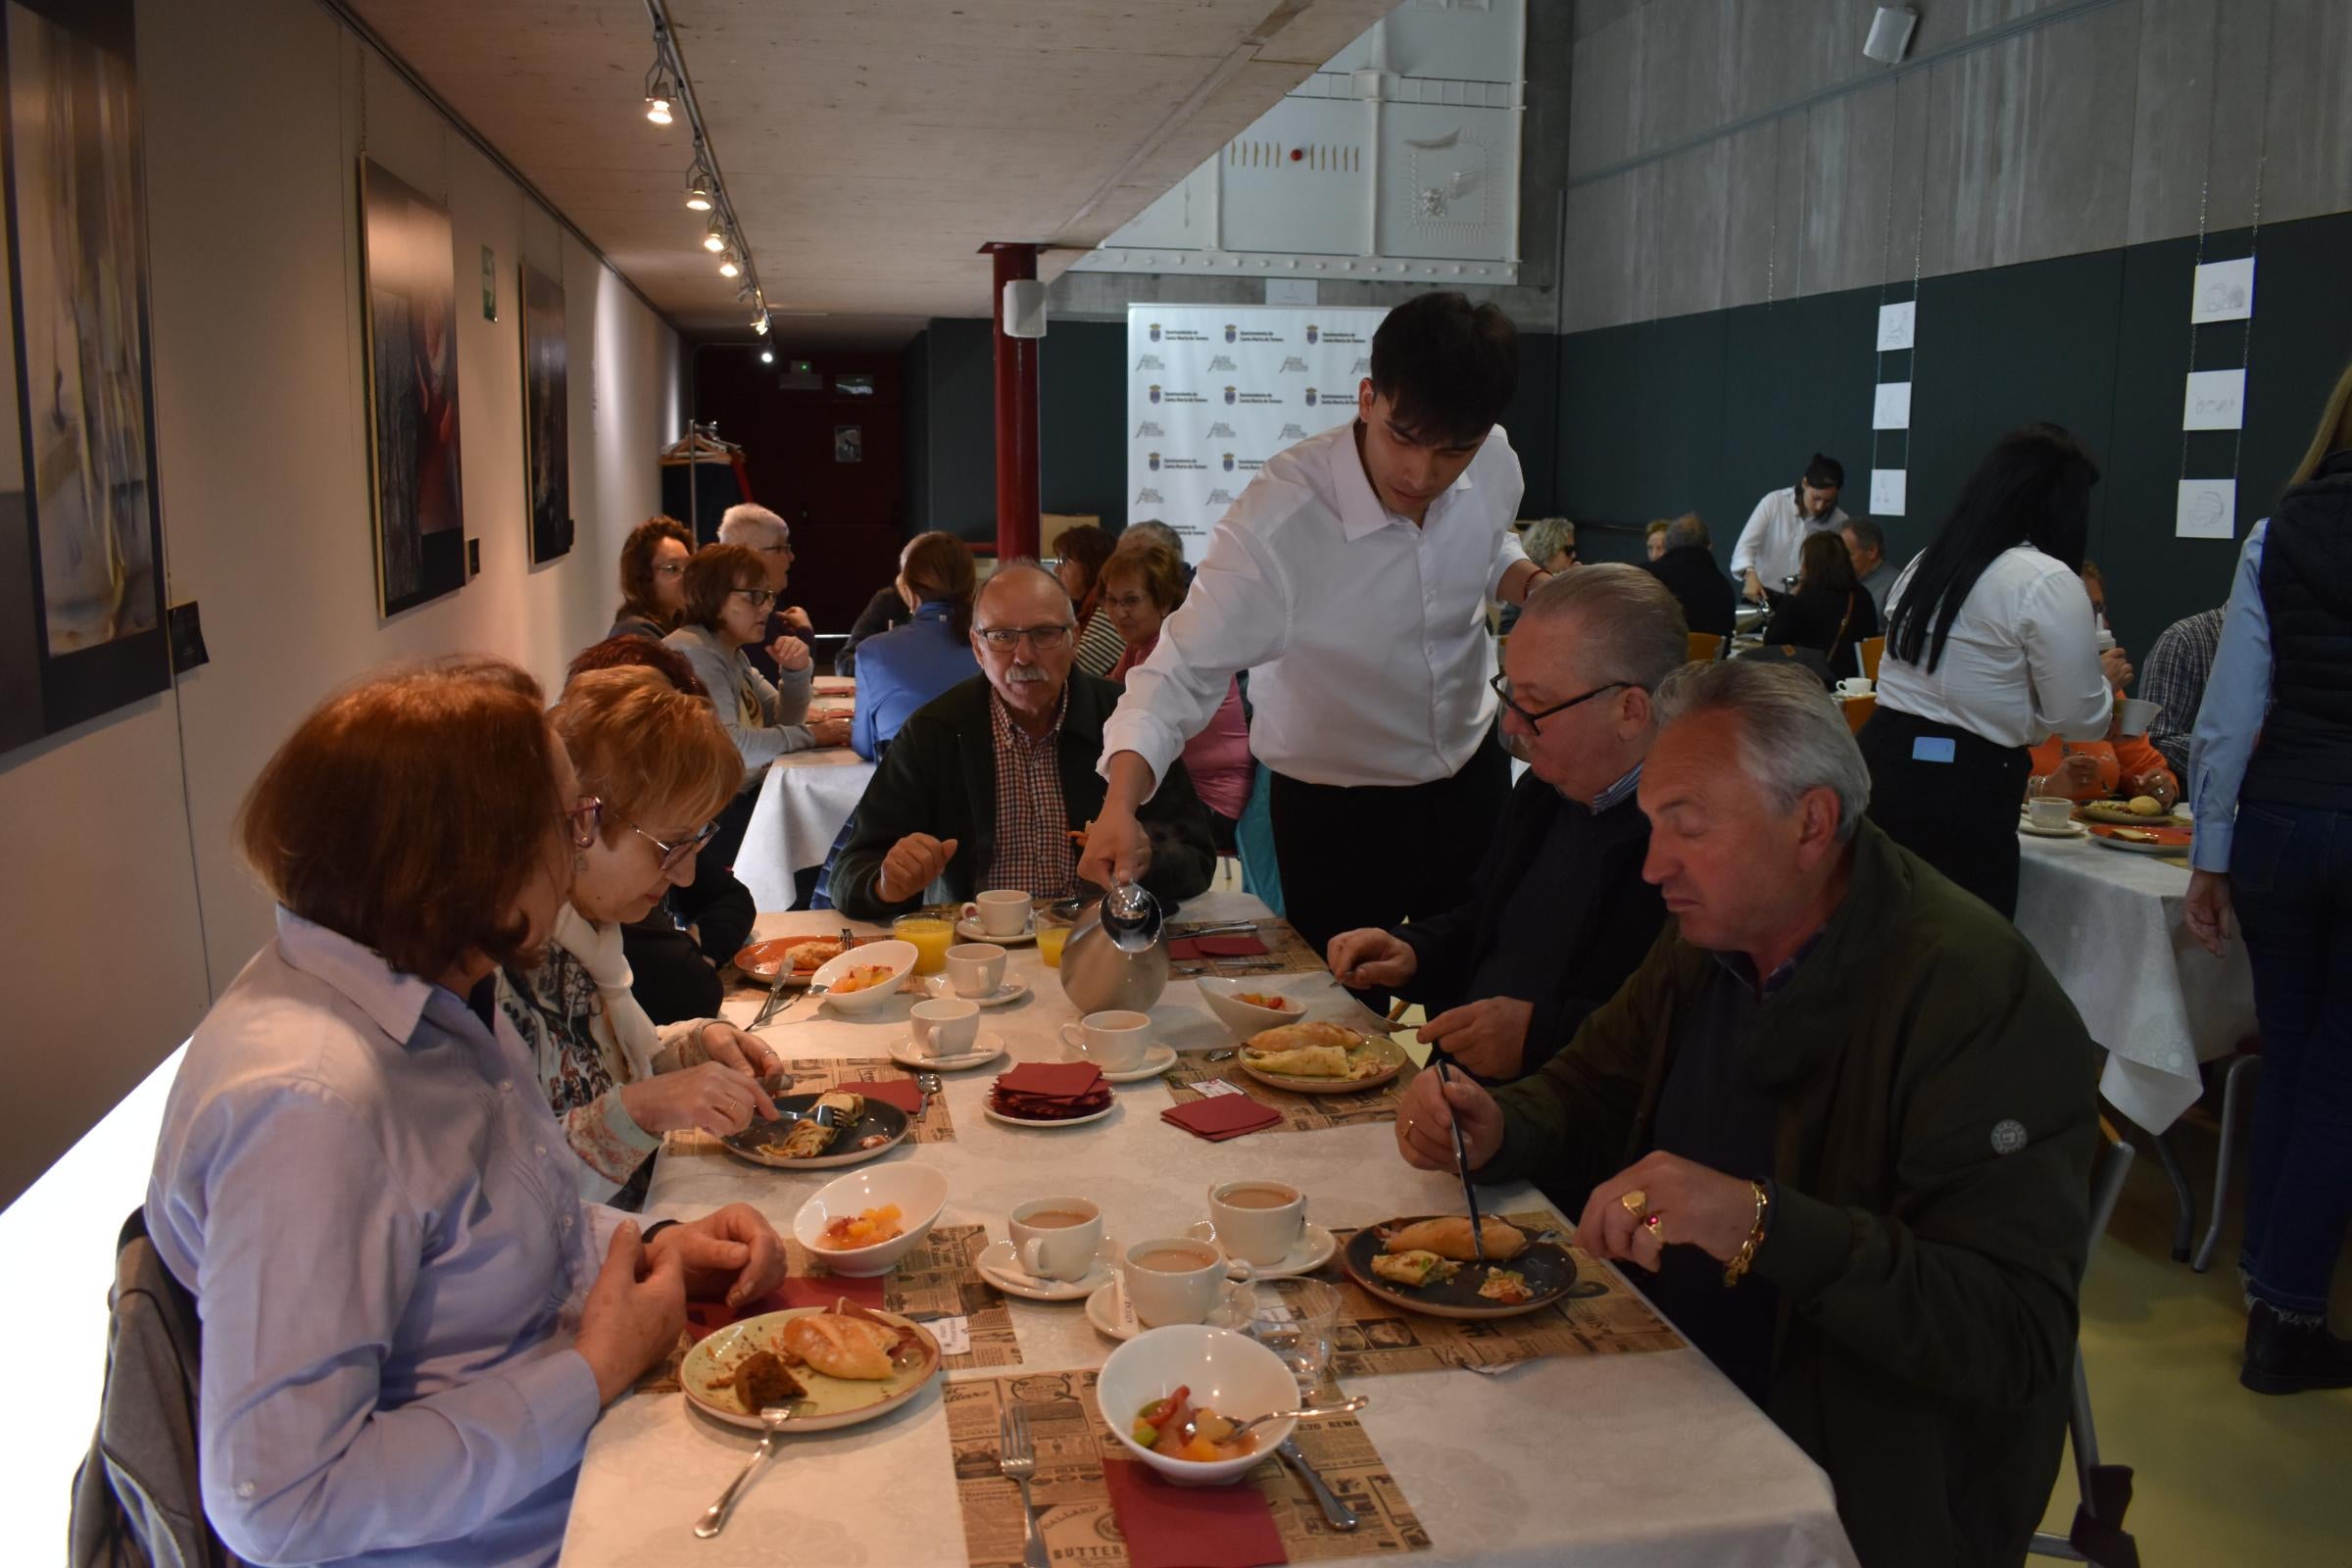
[518,259,570,564]
[358,155,466,616]
[0,0,169,753]
[834,424,862,464]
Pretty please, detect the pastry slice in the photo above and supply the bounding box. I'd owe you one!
[1241,1043,1353,1078]
[1370,1250,1460,1288]
[1383,1215,1527,1262]
[779,1311,899,1380]
[778,1091,864,1158]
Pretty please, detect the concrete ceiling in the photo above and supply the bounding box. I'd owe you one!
[348,0,1397,345]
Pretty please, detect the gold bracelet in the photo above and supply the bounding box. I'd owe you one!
[1723,1179,1771,1288]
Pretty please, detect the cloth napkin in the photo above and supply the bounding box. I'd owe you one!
[1162,1094,1283,1142]
[857,1078,925,1115]
[1102,1458,1287,1568]
[996,1061,1106,1099]
[682,1271,887,1338]
[1169,934,1270,958]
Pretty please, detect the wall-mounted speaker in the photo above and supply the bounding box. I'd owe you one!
[1002,279,1048,339]
[1863,6,1918,65]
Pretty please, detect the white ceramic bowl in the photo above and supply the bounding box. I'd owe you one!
[1097,1324,1299,1487]
[1196,976,1305,1040]
[791,1162,949,1277]
[809,939,917,1014]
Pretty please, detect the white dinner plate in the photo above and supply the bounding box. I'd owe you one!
[1184,1219,1339,1279]
[975,1237,1120,1300]
[886,1032,1005,1072]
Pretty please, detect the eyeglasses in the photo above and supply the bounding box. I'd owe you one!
[626,815,721,873]
[652,562,686,578]
[974,623,1074,652]
[757,541,794,557]
[561,796,606,850]
[1489,672,1629,732]
[732,586,778,610]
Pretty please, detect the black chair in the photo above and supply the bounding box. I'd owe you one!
[2029,1118,2141,1568]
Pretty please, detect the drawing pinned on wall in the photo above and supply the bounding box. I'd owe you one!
[2175,479,2236,541]
[2182,368,2246,431]
[1872,381,1912,431]
[2189,258,2255,324]
[1876,300,1916,352]
[1870,469,1907,517]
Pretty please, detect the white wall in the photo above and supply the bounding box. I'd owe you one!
[0,0,681,1206]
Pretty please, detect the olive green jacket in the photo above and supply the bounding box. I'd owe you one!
[1484,820,2097,1568]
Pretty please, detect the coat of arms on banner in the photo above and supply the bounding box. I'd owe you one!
[1304,387,1318,406]
[1224,323,1237,343]
[1149,384,1161,403]
[1148,452,1160,470]
[1306,323,1319,343]
[1223,385,1236,405]
[1149,322,1161,341]
[1222,453,1234,471]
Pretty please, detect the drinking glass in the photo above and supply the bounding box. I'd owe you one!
[1238,1279,1342,1396]
[1036,913,1072,968]
[893,913,956,975]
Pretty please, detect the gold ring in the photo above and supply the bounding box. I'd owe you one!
[1620,1190,1648,1219]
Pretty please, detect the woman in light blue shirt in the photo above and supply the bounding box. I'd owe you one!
[850,530,980,760]
[145,660,785,1566]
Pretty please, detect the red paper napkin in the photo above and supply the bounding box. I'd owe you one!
[1102,1458,1288,1568]
[1162,1095,1283,1142]
[858,1078,925,1115]
[996,1061,1106,1099]
[682,1272,887,1339]
[1169,935,1270,958]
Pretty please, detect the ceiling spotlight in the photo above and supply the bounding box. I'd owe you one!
[760,348,775,364]
[684,163,713,211]
[644,53,680,125]
[717,250,741,278]
[752,311,770,335]
[703,219,727,254]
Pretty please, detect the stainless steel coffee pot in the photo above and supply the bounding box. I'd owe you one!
[1054,881,1169,1014]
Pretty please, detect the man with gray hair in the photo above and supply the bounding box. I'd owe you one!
[1327,564,1674,1080]
[1392,659,2099,1566]
[717,503,814,682]
[1643,511,1736,639]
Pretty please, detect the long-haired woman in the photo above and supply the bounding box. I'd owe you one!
[609,515,694,639]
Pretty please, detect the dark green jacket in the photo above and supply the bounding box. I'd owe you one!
[831,673,1217,920]
[1484,820,2097,1568]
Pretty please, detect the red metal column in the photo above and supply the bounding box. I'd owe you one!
[985,242,1041,561]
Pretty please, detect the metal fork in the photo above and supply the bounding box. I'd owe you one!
[999,1404,1049,1568]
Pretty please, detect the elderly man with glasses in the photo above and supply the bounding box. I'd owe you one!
[1327,566,1676,1083]
[718,503,817,683]
[828,563,1217,920]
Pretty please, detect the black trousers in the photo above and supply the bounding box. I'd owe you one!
[1267,740,1511,995]
[1859,706,2032,918]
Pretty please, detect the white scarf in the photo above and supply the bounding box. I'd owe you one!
[550,904,669,1082]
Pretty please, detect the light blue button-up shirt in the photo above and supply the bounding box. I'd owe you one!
[2187,520,2274,873]
[146,909,621,1567]
[850,599,981,760]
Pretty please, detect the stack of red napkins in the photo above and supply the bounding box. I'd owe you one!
[1161,1091,1282,1142]
[989,1060,1112,1120]
[1167,934,1270,959]
[1102,1458,1287,1568]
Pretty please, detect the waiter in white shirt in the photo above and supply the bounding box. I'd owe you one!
[1078,293,1548,965]
[1731,454,1848,603]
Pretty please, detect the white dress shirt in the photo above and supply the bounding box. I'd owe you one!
[1874,545,2114,750]
[1729,486,1849,588]
[1102,418,1527,789]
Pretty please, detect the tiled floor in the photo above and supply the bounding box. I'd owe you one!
[2038,1111,2352,1566]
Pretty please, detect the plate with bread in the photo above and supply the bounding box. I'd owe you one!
[732,934,867,988]
[1236,1022,1411,1096]
[681,1300,941,1431]
[720,1092,911,1170]
[1341,1214,1578,1320]
[2075,797,2176,828]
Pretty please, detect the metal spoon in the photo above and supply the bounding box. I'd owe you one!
[693,1404,795,1538]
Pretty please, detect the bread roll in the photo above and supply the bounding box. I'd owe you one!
[1382,1215,1526,1261]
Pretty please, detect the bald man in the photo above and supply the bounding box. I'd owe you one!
[828,563,1217,920]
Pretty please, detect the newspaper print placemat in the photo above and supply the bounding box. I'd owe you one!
[783,1223,1021,1371]
[1162,1053,1418,1132]
[947,1370,1432,1568]
[1167,915,1328,977]
[667,1056,956,1153]
[1323,1210,1684,1376]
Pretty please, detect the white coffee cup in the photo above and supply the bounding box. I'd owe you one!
[1123,1237,1254,1327]
[961,890,1031,938]
[1059,1008,1150,1072]
[2115,697,2160,737]
[909,998,980,1058]
[1206,1179,1307,1266]
[946,942,1007,999]
[1835,676,1875,698]
[1010,1196,1104,1282]
[2026,795,2075,832]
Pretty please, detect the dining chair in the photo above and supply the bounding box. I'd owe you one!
[1686,631,1724,663]
[1860,636,1886,681]
[2192,1037,2263,1273]
[1842,695,1876,734]
[2029,1118,2141,1568]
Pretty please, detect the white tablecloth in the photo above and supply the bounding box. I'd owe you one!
[2015,835,2257,1133]
[735,750,876,912]
[560,893,1857,1568]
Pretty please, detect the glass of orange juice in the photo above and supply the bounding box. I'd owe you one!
[1037,914,1072,968]
[894,913,956,975]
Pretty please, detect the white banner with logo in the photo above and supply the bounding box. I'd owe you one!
[1125,304,1389,543]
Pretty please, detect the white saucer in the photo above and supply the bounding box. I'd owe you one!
[1184,1219,1338,1279]
[1086,1277,1254,1341]
[2017,816,2090,840]
[887,1031,1005,1072]
[976,1237,1117,1300]
[956,917,1036,946]
[923,974,1031,1007]
[984,1102,1117,1131]
[1085,1044,1178,1084]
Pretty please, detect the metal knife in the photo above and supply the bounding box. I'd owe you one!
[1277,1438,1357,1532]
[751,959,793,1028]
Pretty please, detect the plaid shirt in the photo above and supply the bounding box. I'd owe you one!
[986,685,1078,897]
[2140,608,2226,777]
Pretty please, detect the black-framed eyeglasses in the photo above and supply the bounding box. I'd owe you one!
[625,815,721,873]
[1490,672,1628,731]
[732,586,778,610]
[974,623,1074,652]
[561,796,606,850]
